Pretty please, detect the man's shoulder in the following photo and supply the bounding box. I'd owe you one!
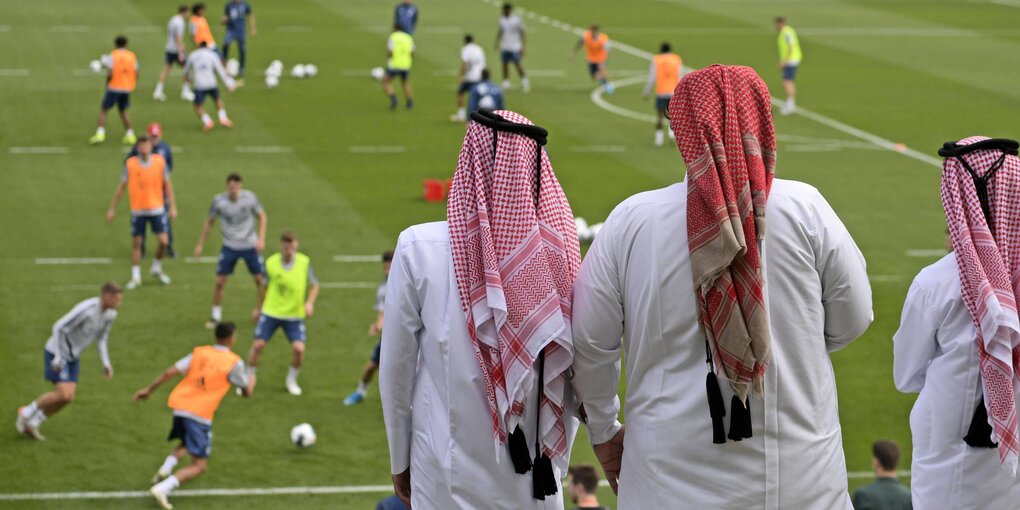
[610,182,686,218]
[399,221,449,245]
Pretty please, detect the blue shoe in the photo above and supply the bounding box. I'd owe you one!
[343,391,364,406]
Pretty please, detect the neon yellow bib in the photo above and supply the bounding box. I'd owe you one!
[388,31,414,70]
[262,252,309,319]
[778,26,802,63]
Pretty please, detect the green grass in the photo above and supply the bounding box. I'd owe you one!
[2,0,1018,507]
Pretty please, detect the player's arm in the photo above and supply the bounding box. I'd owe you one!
[304,265,320,317]
[133,365,183,401]
[182,57,193,85]
[230,360,256,398]
[96,327,113,379]
[256,209,267,252]
[221,4,229,25]
[194,216,216,257]
[163,172,178,220]
[495,27,502,50]
[248,10,256,37]
[214,58,237,91]
[106,169,128,223]
[176,30,186,61]
[571,37,583,58]
[520,25,526,56]
[458,58,468,82]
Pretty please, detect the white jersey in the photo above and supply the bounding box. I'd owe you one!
[183,47,233,91]
[499,15,525,52]
[166,14,186,53]
[460,43,486,83]
[44,297,117,369]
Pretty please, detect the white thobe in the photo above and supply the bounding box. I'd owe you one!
[380,221,577,510]
[894,252,1020,510]
[571,179,872,509]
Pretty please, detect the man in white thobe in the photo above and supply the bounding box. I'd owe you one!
[570,65,873,509]
[894,136,1020,509]
[380,109,580,509]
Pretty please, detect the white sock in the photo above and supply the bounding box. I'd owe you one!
[125,128,135,137]
[155,82,165,95]
[151,258,163,273]
[218,109,229,121]
[357,381,368,393]
[287,366,299,382]
[201,113,213,125]
[28,410,47,428]
[786,97,795,109]
[131,265,142,281]
[247,366,257,377]
[212,306,223,321]
[158,455,179,475]
[154,475,180,494]
[182,83,192,93]
[22,401,39,418]
[457,107,465,117]
[522,77,530,87]
[96,127,106,136]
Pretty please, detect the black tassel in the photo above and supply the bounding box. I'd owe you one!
[727,395,753,441]
[706,372,727,444]
[964,401,998,448]
[531,453,558,499]
[508,426,533,473]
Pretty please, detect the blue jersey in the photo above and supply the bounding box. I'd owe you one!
[468,81,504,114]
[224,1,251,34]
[127,141,174,172]
[393,3,418,35]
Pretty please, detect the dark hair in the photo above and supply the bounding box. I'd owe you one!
[872,440,900,471]
[101,281,123,295]
[567,465,600,493]
[775,16,786,24]
[192,3,205,14]
[660,42,671,53]
[394,22,403,31]
[115,36,128,48]
[136,135,150,144]
[481,68,491,81]
[226,173,243,183]
[280,231,297,243]
[178,5,188,13]
[199,41,208,48]
[214,321,236,341]
[502,3,512,13]
[464,34,474,44]
[382,250,394,263]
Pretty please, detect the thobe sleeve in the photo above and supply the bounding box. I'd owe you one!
[379,233,424,475]
[812,193,874,351]
[571,216,625,445]
[893,280,938,393]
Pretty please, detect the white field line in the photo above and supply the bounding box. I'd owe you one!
[907,249,948,257]
[236,146,293,154]
[485,0,942,169]
[9,146,69,154]
[431,69,567,78]
[0,485,395,501]
[992,0,1020,7]
[50,25,89,32]
[0,68,30,76]
[590,74,658,124]
[0,25,11,32]
[320,281,378,289]
[185,256,218,264]
[869,274,903,283]
[332,255,382,263]
[349,145,406,154]
[35,258,111,265]
[570,145,626,153]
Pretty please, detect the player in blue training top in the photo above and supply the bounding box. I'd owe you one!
[468,69,504,114]
[221,0,255,77]
[128,122,176,258]
[344,250,392,405]
[393,0,418,35]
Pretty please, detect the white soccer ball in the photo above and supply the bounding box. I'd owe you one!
[265,74,279,89]
[370,67,385,81]
[290,64,306,79]
[89,59,102,73]
[304,64,317,78]
[290,423,316,448]
[226,58,240,77]
[575,217,592,242]
[589,222,604,239]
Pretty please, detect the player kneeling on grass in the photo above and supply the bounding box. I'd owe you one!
[183,41,237,131]
[134,321,256,510]
[248,231,319,396]
[16,282,122,441]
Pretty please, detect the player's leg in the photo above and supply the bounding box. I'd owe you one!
[130,229,144,288]
[452,81,469,122]
[248,314,275,371]
[208,254,230,326]
[193,90,214,131]
[242,249,265,322]
[118,94,136,144]
[284,321,306,395]
[151,418,211,509]
[150,218,171,284]
[155,59,172,101]
[654,97,666,147]
[597,63,614,94]
[382,72,398,110]
[91,94,113,144]
[401,73,413,109]
[501,52,511,89]
[152,445,187,484]
[515,56,529,93]
[236,36,247,77]
[19,352,80,439]
[213,92,232,128]
[221,31,234,62]
[344,344,380,405]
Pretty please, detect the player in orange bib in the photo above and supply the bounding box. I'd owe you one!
[189,3,217,50]
[134,322,256,510]
[643,42,683,146]
[90,36,138,145]
[571,24,614,94]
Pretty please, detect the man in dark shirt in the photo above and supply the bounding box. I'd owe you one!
[567,464,609,510]
[852,440,912,510]
[393,0,417,35]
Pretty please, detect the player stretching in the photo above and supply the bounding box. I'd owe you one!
[776,16,802,115]
[154,5,192,102]
[344,251,392,406]
[221,0,256,78]
[248,231,319,396]
[496,3,528,92]
[193,173,268,329]
[383,24,414,110]
[643,42,682,146]
[107,135,177,289]
[184,41,237,131]
[572,24,613,94]
[89,36,138,145]
[189,3,217,50]
[16,283,122,441]
[134,322,256,510]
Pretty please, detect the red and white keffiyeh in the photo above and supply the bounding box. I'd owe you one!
[447,110,580,460]
[942,136,1020,475]
[669,65,777,400]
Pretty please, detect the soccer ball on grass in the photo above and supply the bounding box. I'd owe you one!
[290,423,316,448]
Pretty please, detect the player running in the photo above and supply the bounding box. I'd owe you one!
[154,5,193,102]
[468,70,504,113]
[496,3,529,92]
[776,16,802,115]
[16,283,122,441]
[189,3,217,50]
[221,0,256,78]
[193,173,268,329]
[571,24,614,94]
[107,135,177,289]
[643,42,682,146]
[89,36,138,145]
[134,322,256,510]
[183,41,237,131]
[450,34,485,122]
[343,250,392,406]
[128,122,177,258]
[383,24,414,110]
[247,231,319,396]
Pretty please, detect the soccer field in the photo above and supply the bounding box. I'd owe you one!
[2,0,1019,508]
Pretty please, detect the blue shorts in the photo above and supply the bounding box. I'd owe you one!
[193,88,220,105]
[131,213,168,237]
[101,90,130,111]
[501,50,521,64]
[168,415,213,458]
[386,69,409,80]
[370,341,381,364]
[223,31,247,50]
[164,51,183,66]
[44,350,79,383]
[587,62,603,77]
[457,80,478,94]
[255,314,306,342]
[782,65,798,81]
[655,95,671,114]
[217,247,263,276]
